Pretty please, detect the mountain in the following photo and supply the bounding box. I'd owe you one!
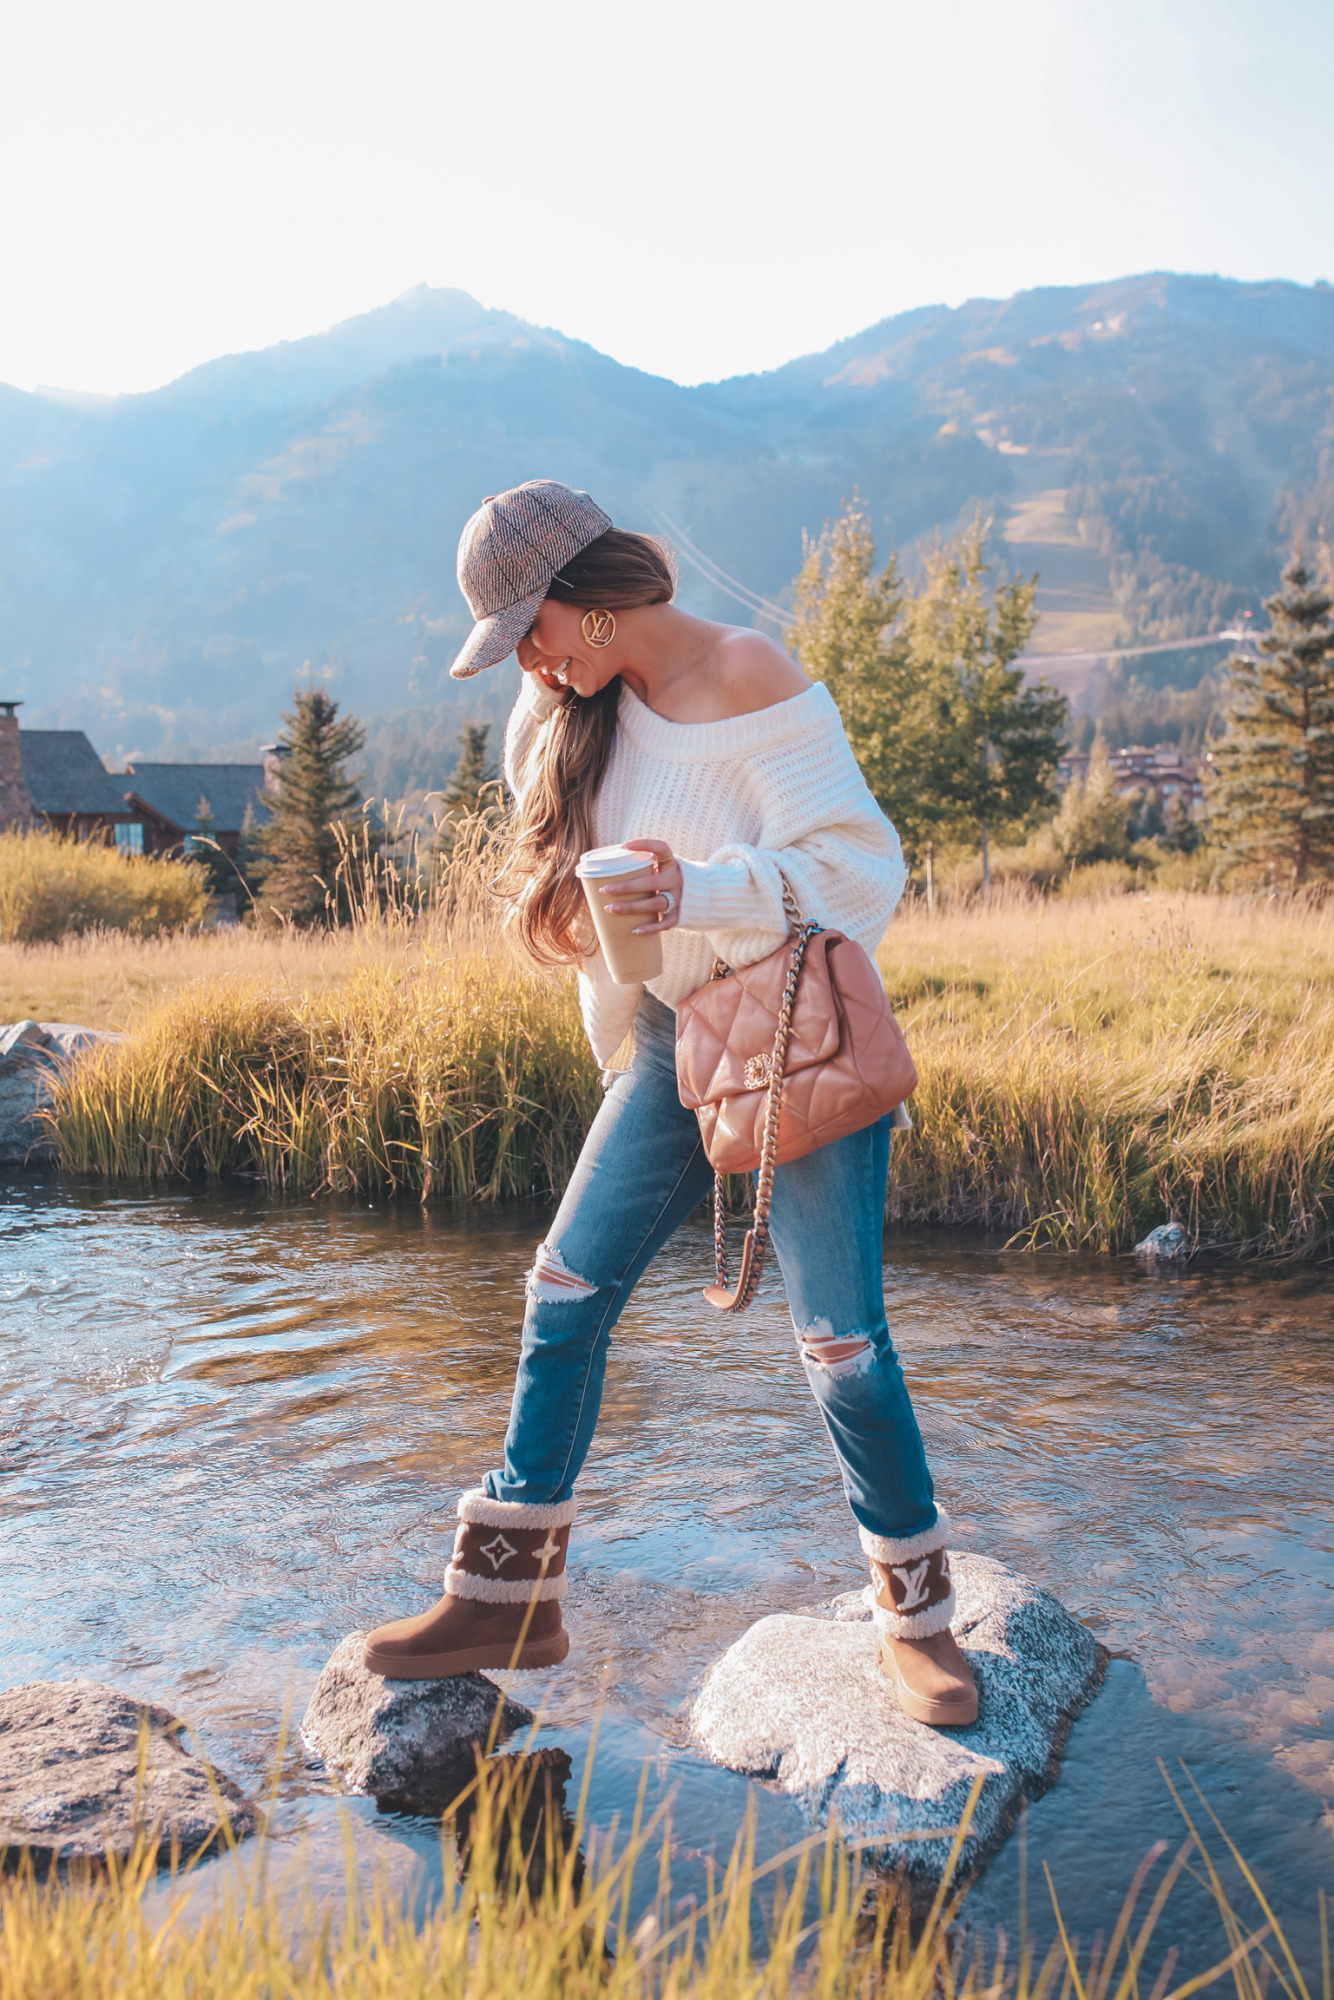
[1,272,1331,779]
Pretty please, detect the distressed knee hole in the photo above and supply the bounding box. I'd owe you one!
[527,1243,598,1304]
[795,1316,874,1378]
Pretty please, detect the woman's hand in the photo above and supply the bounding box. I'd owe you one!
[604,837,683,934]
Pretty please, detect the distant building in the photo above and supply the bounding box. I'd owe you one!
[120,762,269,858]
[1057,743,1206,812]
[0,703,140,842]
[0,704,34,830]
[0,705,277,863]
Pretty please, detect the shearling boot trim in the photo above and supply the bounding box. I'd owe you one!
[457,1488,578,1530]
[857,1507,951,1565]
[446,1567,568,1603]
[445,1511,571,1605]
[865,1582,958,1639]
[865,1538,956,1639]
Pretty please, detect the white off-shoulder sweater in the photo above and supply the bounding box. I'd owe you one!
[504,672,908,1067]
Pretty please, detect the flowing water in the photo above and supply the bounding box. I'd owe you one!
[2,1176,1331,1973]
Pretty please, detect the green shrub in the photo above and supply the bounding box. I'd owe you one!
[0,830,208,943]
[1057,858,1140,897]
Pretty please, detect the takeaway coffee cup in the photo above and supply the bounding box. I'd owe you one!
[576,845,665,984]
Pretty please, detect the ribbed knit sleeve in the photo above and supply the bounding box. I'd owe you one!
[673,717,905,968]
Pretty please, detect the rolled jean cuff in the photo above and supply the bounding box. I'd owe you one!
[482,1474,578,1508]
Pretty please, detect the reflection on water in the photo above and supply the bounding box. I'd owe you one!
[1,1179,1330,1967]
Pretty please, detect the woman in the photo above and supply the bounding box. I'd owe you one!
[365,479,977,1728]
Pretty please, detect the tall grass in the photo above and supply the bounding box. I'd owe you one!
[44,815,596,1200]
[48,950,600,1199]
[40,832,1334,1253]
[882,892,1334,1256]
[0,828,207,944]
[0,1752,1320,2000]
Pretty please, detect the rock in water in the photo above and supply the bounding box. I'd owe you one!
[0,1680,257,1865]
[691,1553,1104,1887]
[1134,1222,1190,1261]
[301,1632,535,1806]
[0,1020,120,1166]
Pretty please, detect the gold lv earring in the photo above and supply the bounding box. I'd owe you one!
[581,609,616,648]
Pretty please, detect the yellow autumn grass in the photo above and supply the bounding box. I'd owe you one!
[44,944,599,1198]
[882,889,1334,1255]
[0,827,208,946]
[0,1756,1318,2000]
[33,849,1334,1252]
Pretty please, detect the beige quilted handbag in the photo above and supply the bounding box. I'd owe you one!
[675,884,917,1311]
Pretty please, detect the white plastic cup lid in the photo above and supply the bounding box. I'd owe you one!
[575,845,650,880]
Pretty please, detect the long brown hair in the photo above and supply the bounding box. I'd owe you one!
[498,528,674,965]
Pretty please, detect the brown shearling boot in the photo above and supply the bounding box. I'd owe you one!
[861,1510,978,1728]
[363,1490,575,1678]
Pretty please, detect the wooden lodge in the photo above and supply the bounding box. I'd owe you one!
[0,703,138,842]
[120,762,269,858]
[0,702,273,855]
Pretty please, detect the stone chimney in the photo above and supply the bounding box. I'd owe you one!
[261,742,291,797]
[0,703,34,831]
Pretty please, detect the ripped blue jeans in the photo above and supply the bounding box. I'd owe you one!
[483,993,938,1542]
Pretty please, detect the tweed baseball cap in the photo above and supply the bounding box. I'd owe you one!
[449,479,613,679]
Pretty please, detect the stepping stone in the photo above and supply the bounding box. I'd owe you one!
[301,1632,534,1808]
[691,1552,1105,1888]
[0,1680,256,1866]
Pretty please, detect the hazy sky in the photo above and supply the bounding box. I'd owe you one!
[3,0,1332,396]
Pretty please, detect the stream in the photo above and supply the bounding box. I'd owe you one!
[2,1178,1331,1974]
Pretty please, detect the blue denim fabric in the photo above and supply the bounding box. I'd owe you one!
[484,993,938,1541]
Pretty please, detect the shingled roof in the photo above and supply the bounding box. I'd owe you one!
[121,763,269,835]
[20,731,130,816]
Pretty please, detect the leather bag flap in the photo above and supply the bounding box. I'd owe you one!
[675,930,845,1110]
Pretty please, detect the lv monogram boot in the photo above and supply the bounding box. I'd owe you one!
[860,1510,978,1728]
[363,1490,574,1678]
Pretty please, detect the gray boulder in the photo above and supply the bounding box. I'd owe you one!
[0,1679,256,1865]
[0,1020,120,1166]
[691,1553,1104,1888]
[301,1632,534,1807]
[1134,1222,1191,1261]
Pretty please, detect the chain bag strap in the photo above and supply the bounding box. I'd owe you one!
[704,877,819,1313]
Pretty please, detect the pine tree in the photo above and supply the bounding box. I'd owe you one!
[1207,555,1334,885]
[258,688,365,924]
[235,801,270,901]
[1160,791,1202,854]
[1052,742,1132,865]
[909,519,1066,890]
[441,725,497,817]
[433,723,503,862]
[187,793,239,899]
